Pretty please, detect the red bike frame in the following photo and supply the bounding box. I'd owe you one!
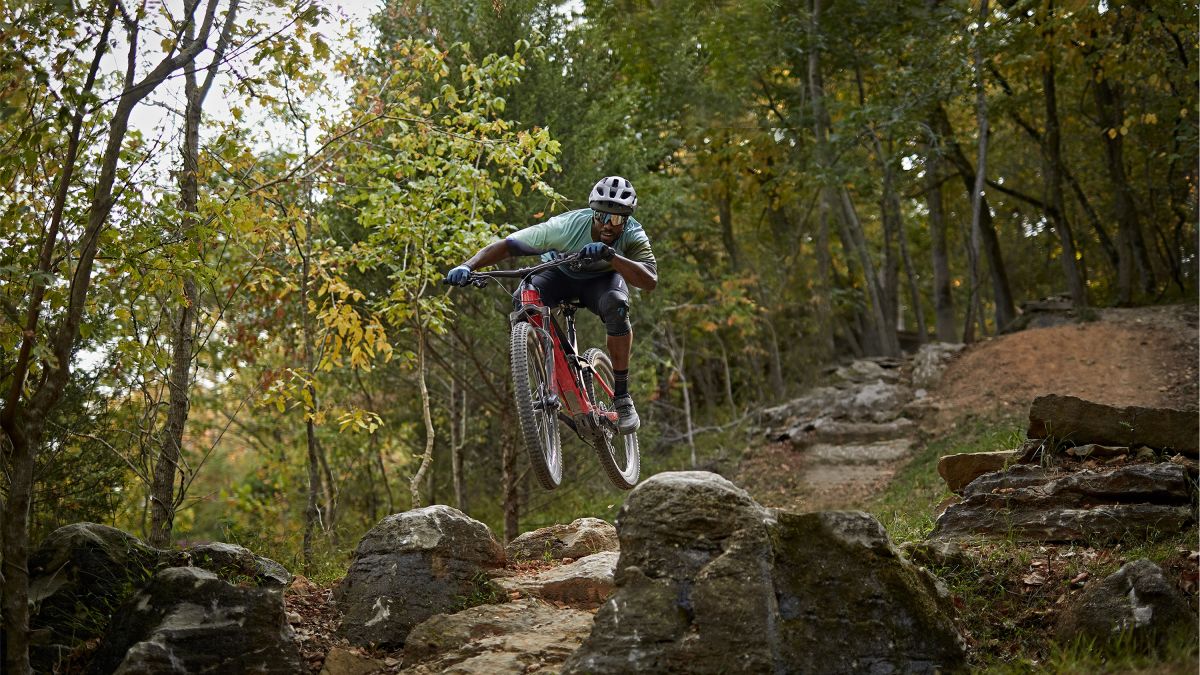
[517,286,617,425]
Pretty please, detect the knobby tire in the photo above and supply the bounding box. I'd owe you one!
[582,348,640,489]
[510,321,562,490]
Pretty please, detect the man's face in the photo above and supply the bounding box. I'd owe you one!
[591,211,628,245]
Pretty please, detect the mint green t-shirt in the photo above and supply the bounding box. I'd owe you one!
[508,209,656,279]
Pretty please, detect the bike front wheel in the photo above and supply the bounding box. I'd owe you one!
[511,321,562,490]
[582,348,640,490]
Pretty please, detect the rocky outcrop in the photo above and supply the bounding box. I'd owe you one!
[1027,394,1199,455]
[912,342,965,389]
[494,551,617,608]
[402,598,593,674]
[1057,559,1198,646]
[336,505,505,648]
[563,471,966,674]
[932,463,1196,542]
[160,541,292,587]
[86,567,302,674]
[505,517,618,561]
[28,522,160,670]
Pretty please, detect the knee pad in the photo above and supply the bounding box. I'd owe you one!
[598,290,631,336]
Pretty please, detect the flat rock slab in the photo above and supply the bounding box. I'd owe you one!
[403,598,594,674]
[809,438,914,465]
[938,450,1020,493]
[494,551,617,609]
[779,417,916,447]
[1028,394,1199,455]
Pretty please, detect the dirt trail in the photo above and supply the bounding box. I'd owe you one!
[737,304,1198,513]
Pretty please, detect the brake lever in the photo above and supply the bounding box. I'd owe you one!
[470,276,490,288]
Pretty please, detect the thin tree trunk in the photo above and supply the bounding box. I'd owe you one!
[451,381,466,511]
[924,146,957,341]
[1041,4,1087,308]
[716,334,735,410]
[410,327,436,508]
[932,104,1016,331]
[501,414,519,542]
[873,133,926,342]
[149,0,239,548]
[968,0,994,338]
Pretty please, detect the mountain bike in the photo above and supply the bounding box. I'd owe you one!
[448,253,640,491]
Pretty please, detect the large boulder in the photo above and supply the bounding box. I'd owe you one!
[1057,559,1197,646]
[505,517,618,561]
[335,505,505,648]
[1027,395,1199,455]
[494,551,618,609]
[403,598,593,674]
[28,523,159,670]
[563,472,966,674]
[933,463,1196,542]
[86,567,302,674]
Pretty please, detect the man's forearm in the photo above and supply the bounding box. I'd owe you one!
[463,239,513,270]
[611,255,657,291]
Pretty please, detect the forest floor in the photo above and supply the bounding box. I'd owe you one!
[284,303,1199,673]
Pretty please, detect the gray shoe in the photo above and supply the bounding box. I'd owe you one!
[614,394,640,435]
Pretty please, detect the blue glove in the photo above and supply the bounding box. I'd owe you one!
[445,264,472,286]
[581,242,615,262]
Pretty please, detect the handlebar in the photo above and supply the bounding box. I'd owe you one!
[444,253,587,288]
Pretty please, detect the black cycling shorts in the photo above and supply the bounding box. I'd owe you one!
[518,268,632,337]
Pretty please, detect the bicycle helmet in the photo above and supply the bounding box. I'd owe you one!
[588,176,637,215]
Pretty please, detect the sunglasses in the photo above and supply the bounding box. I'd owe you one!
[594,211,628,227]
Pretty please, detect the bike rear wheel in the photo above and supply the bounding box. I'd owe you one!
[582,348,639,490]
[511,321,562,490]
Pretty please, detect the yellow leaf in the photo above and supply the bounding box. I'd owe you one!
[1106,128,1118,139]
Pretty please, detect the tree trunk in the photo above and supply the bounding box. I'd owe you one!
[410,327,436,508]
[1092,74,1155,302]
[451,382,466,512]
[1,2,222,668]
[149,1,239,548]
[1040,6,1087,308]
[932,104,1016,331]
[968,0,996,338]
[808,0,897,357]
[924,146,957,341]
[501,414,519,542]
[873,133,926,342]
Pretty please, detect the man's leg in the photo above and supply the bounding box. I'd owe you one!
[585,274,639,434]
[607,331,632,371]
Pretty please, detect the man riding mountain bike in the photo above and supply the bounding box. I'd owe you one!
[445,175,657,435]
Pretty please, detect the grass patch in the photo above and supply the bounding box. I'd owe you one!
[869,413,1024,543]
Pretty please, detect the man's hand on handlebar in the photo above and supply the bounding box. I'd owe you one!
[445,264,472,286]
[581,242,615,262]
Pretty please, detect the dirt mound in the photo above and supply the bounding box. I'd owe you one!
[936,304,1198,419]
